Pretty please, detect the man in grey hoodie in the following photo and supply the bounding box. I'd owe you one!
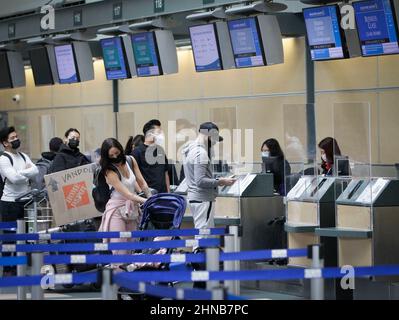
[182,122,236,236]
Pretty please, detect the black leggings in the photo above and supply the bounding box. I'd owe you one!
[0,200,26,222]
[0,200,28,272]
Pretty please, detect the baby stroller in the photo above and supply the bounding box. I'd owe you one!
[117,193,188,300]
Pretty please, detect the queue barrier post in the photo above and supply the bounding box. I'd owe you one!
[31,252,44,300]
[17,220,27,300]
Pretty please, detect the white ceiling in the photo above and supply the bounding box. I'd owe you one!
[0,0,313,19]
[0,0,103,18]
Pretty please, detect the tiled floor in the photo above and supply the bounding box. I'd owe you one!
[0,285,303,300]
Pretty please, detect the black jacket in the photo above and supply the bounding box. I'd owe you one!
[48,144,90,174]
[321,157,351,176]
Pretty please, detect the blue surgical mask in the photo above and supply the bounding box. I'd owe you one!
[262,151,270,158]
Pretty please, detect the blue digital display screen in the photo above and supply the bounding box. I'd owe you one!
[354,0,399,56]
[131,32,162,76]
[100,37,129,80]
[227,17,265,68]
[189,24,222,72]
[304,5,346,60]
[54,44,79,84]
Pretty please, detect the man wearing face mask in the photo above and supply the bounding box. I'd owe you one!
[0,126,39,215]
[132,119,170,193]
[48,128,90,174]
[0,127,39,275]
[182,122,236,238]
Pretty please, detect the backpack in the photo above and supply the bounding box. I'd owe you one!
[92,156,133,213]
[31,157,52,191]
[0,152,26,199]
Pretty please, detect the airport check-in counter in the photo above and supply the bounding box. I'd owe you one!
[175,173,285,251]
[316,178,399,271]
[285,176,343,268]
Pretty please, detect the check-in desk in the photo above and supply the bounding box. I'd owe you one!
[285,176,340,268]
[316,178,399,270]
[284,176,348,299]
[315,178,399,299]
[175,174,285,251]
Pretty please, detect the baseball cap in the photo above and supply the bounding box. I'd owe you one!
[199,122,223,142]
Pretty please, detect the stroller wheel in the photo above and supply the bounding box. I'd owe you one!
[118,293,143,301]
[117,287,144,301]
[90,282,101,291]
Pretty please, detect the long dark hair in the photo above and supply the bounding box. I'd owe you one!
[318,137,342,164]
[261,138,284,158]
[100,138,126,173]
[125,134,144,155]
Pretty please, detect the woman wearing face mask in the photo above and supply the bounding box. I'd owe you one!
[48,128,90,174]
[318,137,350,176]
[261,138,291,195]
[98,138,147,256]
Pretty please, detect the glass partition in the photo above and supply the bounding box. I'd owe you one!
[332,102,372,207]
[283,103,319,202]
[283,103,320,267]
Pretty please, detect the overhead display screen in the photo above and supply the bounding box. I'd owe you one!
[304,5,347,60]
[131,32,162,76]
[189,24,222,72]
[353,0,399,56]
[227,17,265,68]
[54,44,79,84]
[29,47,54,86]
[100,37,129,80]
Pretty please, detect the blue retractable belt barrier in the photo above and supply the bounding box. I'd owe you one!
[0,227,228,242]
[0,222,17,231]
[220,248,307,261]
[108,265,399,283]
[44,253,206,265]
[0,238,220,253]
[227,294,247,300]
[0,256,27,266]
[116,277,213,300]
[0,248,309,265]
[0,275,43,288]
[3,265,399,289]
[43,248,308,265]
[0,271,97,288]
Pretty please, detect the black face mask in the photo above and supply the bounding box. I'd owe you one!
[207,137,217,157]
[110,153,125,164]
[68,139,79,150]
[10,139,21,150]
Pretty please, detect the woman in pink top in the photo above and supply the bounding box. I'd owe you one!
[98,138,148,256]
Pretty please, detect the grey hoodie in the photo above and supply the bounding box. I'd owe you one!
[181,140,219,202]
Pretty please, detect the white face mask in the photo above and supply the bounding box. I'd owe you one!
[154,133,165,146]
[321,154,327,162]
[262,151,270,158]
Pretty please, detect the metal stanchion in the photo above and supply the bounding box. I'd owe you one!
[17,220,27,300]
[310,244,324,300]
[31,253,44,300]
[211,287,226,300]
[101,268,117,300]
[205,247,220,291]
[223,234,235,294]
[32,201,38,234]
[229,225,241,295]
